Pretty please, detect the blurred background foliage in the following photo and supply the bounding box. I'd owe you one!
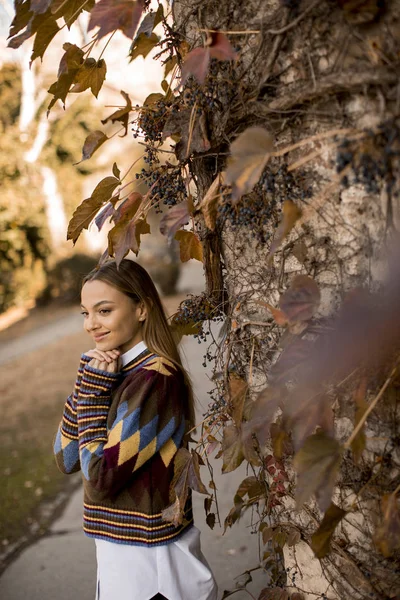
[0,62,100,312]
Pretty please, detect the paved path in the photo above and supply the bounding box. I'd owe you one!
[0,321,267,600]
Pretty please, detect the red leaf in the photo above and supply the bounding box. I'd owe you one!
[225,127,274,202]
[181,47,210,85]
[88,0,143,40]
[101,90,132,136]
[159,200,192,240]
[209,32,237,61]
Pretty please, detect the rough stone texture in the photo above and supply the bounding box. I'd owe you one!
[172,1,400,598]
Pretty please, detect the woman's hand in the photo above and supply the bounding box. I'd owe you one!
[85,349,120,373]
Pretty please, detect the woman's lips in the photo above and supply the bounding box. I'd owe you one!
[93,332,110,342]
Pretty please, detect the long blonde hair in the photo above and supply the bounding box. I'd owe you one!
[83,259,195,426]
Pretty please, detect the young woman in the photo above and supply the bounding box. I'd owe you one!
[54,258,217,600]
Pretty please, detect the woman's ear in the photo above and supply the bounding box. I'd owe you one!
[138,301,147,322]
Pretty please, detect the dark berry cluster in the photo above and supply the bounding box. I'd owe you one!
[173,294,224,343]
[133,100,170,143]
[217,167,312,242]
[337,119,400,196]
[135,166,187,212]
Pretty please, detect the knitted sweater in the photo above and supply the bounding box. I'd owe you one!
[54,347,193,546]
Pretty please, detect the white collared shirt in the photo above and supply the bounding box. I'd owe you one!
[94,341,217,600]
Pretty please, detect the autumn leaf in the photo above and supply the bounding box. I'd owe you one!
[108,216,150,265]
[181,32,236,84]
[162,448,208,526]
[101,90,132,136]
[159,200,193,241]
[294,431,342,512]
[88,0,143,40]
[222,424,245,473]
[198,173,224,230]
[374,492,400,557]
[95,202,115,231]
[47,42,84,112]
[206,513,216,529]
[134,3,163,38]
[8,0,32,40]
[235,476,263,502]
[227,374,248,427]
[268,200,302,261]
[246,386,283,447]
[76,130,108,164]
[279,275,321,323]
[70,58,107,98]
[311,502,346,558]
[225,127,274,203]
[115,192,143,220]
[67,176,120,243]
[129,32,159,61]
[30,13,60,62]
[174,230,203,262]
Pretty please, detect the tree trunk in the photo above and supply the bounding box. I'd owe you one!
[173,1,400,598]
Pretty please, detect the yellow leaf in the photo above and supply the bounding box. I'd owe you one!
[174,230,203,262]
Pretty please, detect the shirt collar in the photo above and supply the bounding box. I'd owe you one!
[120,340,148,367]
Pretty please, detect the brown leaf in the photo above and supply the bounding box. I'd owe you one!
[129,32,160,61]
[206,512,216,529]
[208,31,237,61]
[290,595,305,600]
[293,431,342,512]
[287,527,301,547]
[246,387,282,447]
[159,200,192,240]
[174,230,203,262]
[163,448,208,526]
[47,43,84,112]
[76,130,108,164]
[134,3,163,37]
[198,174,223,230]
[279,275,321,323]
[163,108,211,159]
[227,374,248,427]
[101,90,132,136]
[311,502,346,558]
[108,217,150,265]
[161,496,182,527]
[270,421,293,459]
[268,200,302,261]
[222,424,245,473]
[8,0,32,40]
[204,496,212,515]
[116,192,143,220]
[67,176,120,243]
[70,58,107,98]
[351,377,368,463]
[236,476,263,502]
[88,0,143,40]
[225,127,273,203]
[30,13,60,62]
[374,492,400,557]
[287,390,334,451]
[261,525,273,544]
[223,496,244,532]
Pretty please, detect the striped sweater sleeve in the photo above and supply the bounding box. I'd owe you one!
[77,358,185,499]
[53,354,91,474]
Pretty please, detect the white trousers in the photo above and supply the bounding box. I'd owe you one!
[95,526,218,600]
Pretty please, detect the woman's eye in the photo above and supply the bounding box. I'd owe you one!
[99,309,111,315]
[81,311,88,317]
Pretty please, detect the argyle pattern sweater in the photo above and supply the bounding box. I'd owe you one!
[54,348,193,546]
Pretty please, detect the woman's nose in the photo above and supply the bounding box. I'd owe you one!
[85,313,100,332]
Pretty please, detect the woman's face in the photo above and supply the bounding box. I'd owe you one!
[81,279,146,353]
